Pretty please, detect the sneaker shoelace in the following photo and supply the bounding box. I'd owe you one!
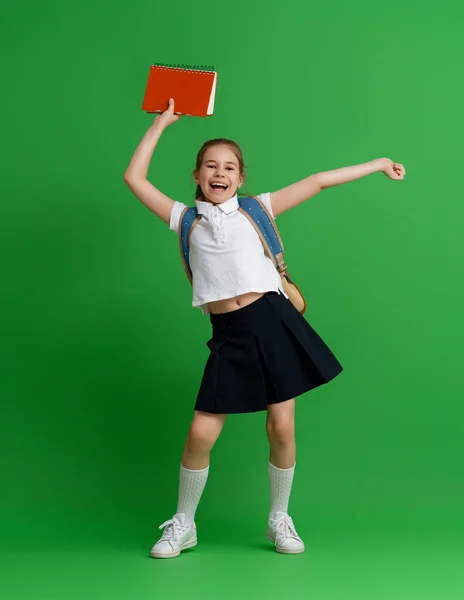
[274,515,300,540]
[159,519,185,542]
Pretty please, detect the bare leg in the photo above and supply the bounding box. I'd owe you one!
[266,398,296,468]
[181,410,228,469]
[266,398,297,520]
[151,410,228,557]
[265,398,305,554]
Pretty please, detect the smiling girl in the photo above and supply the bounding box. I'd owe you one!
[124,99,406,559]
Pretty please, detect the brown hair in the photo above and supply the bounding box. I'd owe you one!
[194,138,248,200]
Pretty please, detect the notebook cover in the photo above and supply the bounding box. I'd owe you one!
[142,65,216,117]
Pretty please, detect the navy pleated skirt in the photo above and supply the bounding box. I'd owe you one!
[194,292,343,414]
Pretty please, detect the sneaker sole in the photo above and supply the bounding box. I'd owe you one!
[266,532,305,554]
[150,538,197,559]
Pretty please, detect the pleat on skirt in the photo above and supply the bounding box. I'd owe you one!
[194,292,343,414]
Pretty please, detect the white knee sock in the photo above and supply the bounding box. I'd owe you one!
[176,463,209,525]
[268,461,295,518]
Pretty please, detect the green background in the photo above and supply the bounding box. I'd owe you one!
[2,0,463,598]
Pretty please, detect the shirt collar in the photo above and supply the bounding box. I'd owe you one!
[196,194,239,215]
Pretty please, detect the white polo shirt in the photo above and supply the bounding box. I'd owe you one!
[169,193,288,315]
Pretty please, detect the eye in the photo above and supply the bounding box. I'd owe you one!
[226,167,235,170]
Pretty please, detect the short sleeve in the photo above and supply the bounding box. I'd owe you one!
[256,192,275,219]
[169,201,189,233]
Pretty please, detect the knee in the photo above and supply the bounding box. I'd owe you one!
[266,419,295,446]
[186,422,218,453]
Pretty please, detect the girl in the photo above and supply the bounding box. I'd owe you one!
[124,99,406,559]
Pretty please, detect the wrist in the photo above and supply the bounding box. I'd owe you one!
[374,158,389,173]
[151,118,166,134]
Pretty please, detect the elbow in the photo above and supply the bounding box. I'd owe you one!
[312,173,325,192]
[123,171,139,187]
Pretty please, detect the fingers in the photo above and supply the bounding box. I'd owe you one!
[393,163,406,178]
[168,98,182,118]
[167,98,175,114]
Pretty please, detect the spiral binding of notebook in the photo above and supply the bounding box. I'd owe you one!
[152,63,215,73]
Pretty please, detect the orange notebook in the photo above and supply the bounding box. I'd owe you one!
[142,64,218,117]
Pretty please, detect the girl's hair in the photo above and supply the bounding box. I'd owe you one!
[194,138,247,200]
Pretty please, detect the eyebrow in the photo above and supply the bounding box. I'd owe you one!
[205,159,237,165]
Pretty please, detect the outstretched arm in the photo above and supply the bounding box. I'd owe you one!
[124,99,181,225]
[270,158,406,217]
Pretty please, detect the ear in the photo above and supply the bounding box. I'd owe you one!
[193,170,200,185]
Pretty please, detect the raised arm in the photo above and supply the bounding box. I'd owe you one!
[123,99,180,225]
[270,158,406,217]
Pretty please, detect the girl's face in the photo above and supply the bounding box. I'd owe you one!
[194,145,244,203]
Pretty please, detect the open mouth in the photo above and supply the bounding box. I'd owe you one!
[210,182,228,192]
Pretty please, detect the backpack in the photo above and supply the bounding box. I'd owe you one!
[178,195,307,314]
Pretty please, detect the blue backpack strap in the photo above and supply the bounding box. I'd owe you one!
[238,196,287,273]
[179,206,201,283]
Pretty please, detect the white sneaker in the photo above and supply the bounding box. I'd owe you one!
[150,513,197,559]
[266,511,305,554]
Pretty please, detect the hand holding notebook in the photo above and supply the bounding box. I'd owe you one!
[154,98,180,128]
[142,64,218,117]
